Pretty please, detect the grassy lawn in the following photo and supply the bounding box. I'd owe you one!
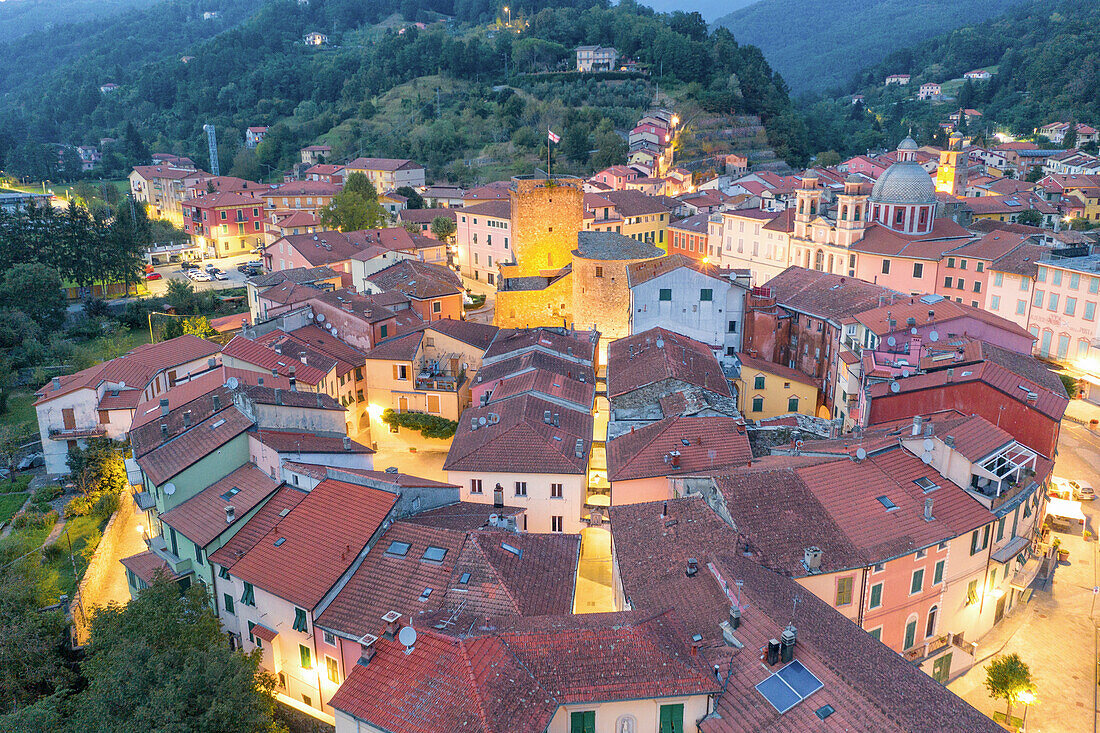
[81,327,151,363]
[0,492,28,525]
[44,512,108,597]
[0,475,33,494]
[0,389,39,437]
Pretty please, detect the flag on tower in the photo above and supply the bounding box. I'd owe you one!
[548,128,560,144]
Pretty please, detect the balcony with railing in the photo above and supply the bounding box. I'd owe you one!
[903,632,976,664]
[415,354,464,392]
[48,425,107,440]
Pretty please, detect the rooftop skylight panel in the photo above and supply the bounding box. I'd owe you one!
[422,546,447,562]
[501,542,522,557]
[877,496,898,511]
[914,477,938,492]
[385,541,411,557]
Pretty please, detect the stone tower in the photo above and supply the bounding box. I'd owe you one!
[792,169,823,241]
[506,175,584,277]
[835,174,869,248]
[935,131,967,197]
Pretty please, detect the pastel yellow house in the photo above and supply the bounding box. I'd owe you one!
[735,352,818,419]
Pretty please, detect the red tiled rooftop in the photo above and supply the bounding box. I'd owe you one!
[222,335,330,385]
[762,266,901,321]
[136,407,253,486]
[607,415,750,482]
[121,550,178,586]
[608,327,731,399]
[229,478,397,609]
[158,463,280,547]
[208,486,308,569]
[254,429,374,455]
[737,351,817,387]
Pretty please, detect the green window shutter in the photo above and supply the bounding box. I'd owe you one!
[787,396,799,412]
[869,583,882,609]
[910,569,924,594]
[659,288,672,301]
[904,620,917,649]
[248,621,258,645]
[869,627,882,641]
[219,566,231,580]
[659,704,684,733]
[241,582,255,606]
[224,593,234,614]
[751,397,763,412]
[300,644,312,669]
[754,375,765,389]
[293,607,308,633]
[934,560,945,585]
[700,288,713,301]
[570,711,595,733]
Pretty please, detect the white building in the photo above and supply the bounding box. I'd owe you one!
[710,208,794,284]
[575,45,619,72]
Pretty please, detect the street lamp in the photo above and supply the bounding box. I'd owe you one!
[503,5,510,24]
[1018,689,1035,730]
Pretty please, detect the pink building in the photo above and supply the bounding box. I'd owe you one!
[1029,254,1100,363]
[591,165,640,190]
[454,200,512,284]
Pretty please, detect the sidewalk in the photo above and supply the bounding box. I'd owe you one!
[1065,398,1100,426]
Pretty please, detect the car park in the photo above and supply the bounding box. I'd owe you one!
[213,270,229,281]
[190,270,212,282]
[179,261,198,271]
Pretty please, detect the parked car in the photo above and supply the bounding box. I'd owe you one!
[179,261,198,271]
[1072,479,1095,501]
[205,263,217,272]
[213,270,229,281]
[145,272,162,280]
[237,263,257,274]
[190,270,212,282]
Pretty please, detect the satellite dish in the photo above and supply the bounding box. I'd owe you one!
[398,625,417,651]
[331,329,338,337]
[922,452,933,465]
[478,416,486,426]
[307,312,314,320]
[118,381,126,388]
[910,327,918,335]
[317,313,325,322]
[164,482,176,496]
[795,439,805,449]
[855,447,867,460]
[226,376,239,389]
[887,336,897,346]
[929,330,939,342]
[890,381,900,393]
[901,369,910,378]
[923,438,934,451]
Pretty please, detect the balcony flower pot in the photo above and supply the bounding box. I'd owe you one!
[1058,548,1070,562]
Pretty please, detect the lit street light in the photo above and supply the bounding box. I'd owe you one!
[1018,689,1035,730]
[503,5,510,24]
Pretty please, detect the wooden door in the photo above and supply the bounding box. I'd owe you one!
[62,408,76,430]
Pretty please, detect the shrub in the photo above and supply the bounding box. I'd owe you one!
[41,542,65,562]
[381,409,458,439]
[93,492,120,519]
[64,497,93,518]
[42,509,58,526]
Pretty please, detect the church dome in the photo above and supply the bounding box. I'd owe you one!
[870,161,937,205]
[897,135,919,151]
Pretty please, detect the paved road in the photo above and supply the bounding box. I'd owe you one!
[461,275,496,325]
[949,419,1100,733]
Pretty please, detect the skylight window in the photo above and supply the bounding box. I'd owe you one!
[877,496,898,511]
[210,419,226,429]
[274,537,286,547]
[220,486,241,501]
[458,572,471,585]
[418,587,433,601]
[914,477,938,493]
[385,541,411,557]
[422,546,448,562]
[501,542,522,557]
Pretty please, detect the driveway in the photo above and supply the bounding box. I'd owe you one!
[948,419,1100,732]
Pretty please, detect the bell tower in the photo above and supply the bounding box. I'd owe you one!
[793,169,823,241]
[935,131,967,196]
[835,175,869,248]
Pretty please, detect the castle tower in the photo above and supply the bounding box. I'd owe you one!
[506,175,584,278]
[792,169,823,241]
[835,174,869,248]
[935,131,967,196]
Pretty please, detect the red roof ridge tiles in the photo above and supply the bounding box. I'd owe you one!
[608,327,732,399]
[607,415,751,481]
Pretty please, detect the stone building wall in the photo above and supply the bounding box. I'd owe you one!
[572,255,653,341]
[495,273,574,329]
[509,176,584,277]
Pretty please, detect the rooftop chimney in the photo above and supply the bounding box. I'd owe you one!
[911,415,922,436]
[357,634,379,667]
[381,611,401,640]
[343,436,351,451]
[258,376,264,386]
[52,376,60,389]
[182,410,192,428]
[945,435,955,448]
[803,546,822,571]
[159,398,170,416]
[272,368,279,378]
[766,638,781,665]
[289,366,297,392]
[225,505,235,524]
[924,497,934,521]
[275,388,282,405]
[160,423,168,439]
[729,605,742,630]
[208,357,217,369]
[686,558,699,577]
[212,393,221,411]
[780,624,797,663]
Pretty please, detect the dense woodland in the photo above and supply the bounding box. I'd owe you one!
[0,0,805,181]
[715,0,1031,94]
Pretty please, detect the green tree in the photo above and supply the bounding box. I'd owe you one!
[66,437,127,501]
[1016,209,1043,227]
[122,121,149,166]
[182,315,215,338]
[165,279,198,314]
[562,125,590,164]
[1025,167,1044,183]
[0,263,66,333]
[320,172,387,232]
[814,150,842,167]
[984,653,1033,724]
[590,119,627,169]
[228,148,262,181]
[1063,121,1078,150]
[395,185,425,209]
[430,215,456,242]
[52,579,280,732]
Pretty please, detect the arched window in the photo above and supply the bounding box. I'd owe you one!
[904,614,919,650]
[799,199,805,214]
[810,200,817,215]
[814,249,825,270]
[895,207,905,225]
[840,205,847,221]
[854,205,861,222]
[918,207,929,228]
[925,605,938,638]
[804,249,811,268]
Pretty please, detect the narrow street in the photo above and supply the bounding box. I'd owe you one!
[949,418,1100,732]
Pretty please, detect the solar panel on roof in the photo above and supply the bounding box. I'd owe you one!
[756,660,824,714]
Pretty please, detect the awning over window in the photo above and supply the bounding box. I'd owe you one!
[252,624,278,643]
[1047,497,1086,522]
[991,535,1030,564]
[1010,556,1042,591]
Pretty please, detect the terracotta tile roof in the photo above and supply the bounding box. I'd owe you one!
[419,319,499,349]
[309,287,406,324]
[968,218,1046,236]
[121,550,178,585]
[482,327,597,363]
[132,165,201,180]
[96,388,145,411]
[402,501,524,531]
[346,228,419,259]
[131,384,229,456]
[254,330,341,374]
[712,445,995,572]
[158,463,280,547]
[255,281,322,307]
[474,349,595,386]
[846,297,1034,340]
[487,368,594,409]
[973,340,1067,396]
[132,369,288,431]
[626,254,732,287]
[762,207,796,232]
[279,231,363,266]
[368,260,463,300]
[737,352,817,387]
[240,384,345,410]
[320,466,459,490]
[463,182,511,202]
[286,324,367,368]
[762,267,901,321]
[947,230,1031,260]
[328,609,717,733]
[365,331,422,361]
[460,200,510,219]
[230,478,397,609]
[609,497,1000,733]
[607,415,750,482]
[261,180,340,198]
[962,192,1058,215]
[136,407,253,486]
[444,395,592,475]
[598,189,676,216]
[248,265,338,287]
[35,335,220,406]
[345,157,421,172]
[208,486,308,570]
[254,429,374,454]
[668,212,711,233]
[987,242,1046,277]
[316,522,579,638]
[608,327,732,399]
[849,221,973,260]
[184,190,263,209]
[208,312,251,333]
[222,335,331,385]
